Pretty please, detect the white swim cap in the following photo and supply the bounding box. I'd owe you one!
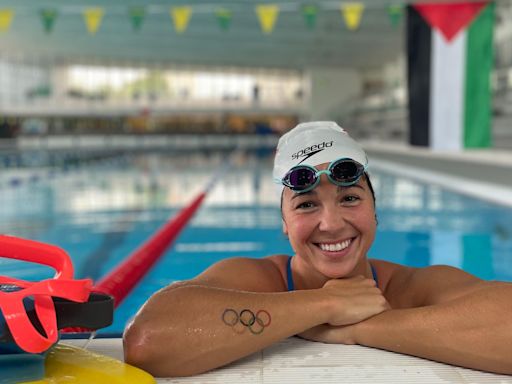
[273,121,368,194]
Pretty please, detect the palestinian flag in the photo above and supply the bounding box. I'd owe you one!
[407,2,494,149]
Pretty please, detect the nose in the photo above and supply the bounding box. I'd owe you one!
[317,204,347,233]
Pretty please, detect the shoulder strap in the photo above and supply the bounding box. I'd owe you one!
[371,263,378,286]
[286,256,295,291]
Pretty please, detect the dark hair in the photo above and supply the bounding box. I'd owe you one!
[364,172,376,205]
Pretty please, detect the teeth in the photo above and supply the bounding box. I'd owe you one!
[319,239,351,252]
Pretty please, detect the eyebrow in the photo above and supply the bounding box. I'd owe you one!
[337,184,365,193]
[290,190,316,200]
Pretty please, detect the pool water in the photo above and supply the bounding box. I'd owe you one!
[1,151,511,335]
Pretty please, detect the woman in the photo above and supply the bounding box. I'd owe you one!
[123,121,512,377]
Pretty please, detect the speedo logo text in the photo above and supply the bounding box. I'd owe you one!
[291,141,333,160]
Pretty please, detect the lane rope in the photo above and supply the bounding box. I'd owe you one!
[92,155,233,307]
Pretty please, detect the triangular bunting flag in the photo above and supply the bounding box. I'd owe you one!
[129,6,145,31]
[170,7,192,34]
[414,2,487,42]
[340,3,365,30]
[302,5,318,29]
[83,7,104,35]
[0,9,14,33]
[216,8,232,31]
[40,9,58,33]
[256,5,279,34]
[387,5,403,27]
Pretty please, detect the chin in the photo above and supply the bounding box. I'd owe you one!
[319,261,357,279]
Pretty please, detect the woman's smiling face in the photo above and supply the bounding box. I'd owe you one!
[281,163,376,281]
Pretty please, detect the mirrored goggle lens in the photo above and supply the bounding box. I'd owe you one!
[284,167,316,191]
[330,160,364,183]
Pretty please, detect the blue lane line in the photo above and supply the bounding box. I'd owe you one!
[0,153,128,189]
[78,211,140,281]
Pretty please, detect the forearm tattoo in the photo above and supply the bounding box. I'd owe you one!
[222,308,271,335]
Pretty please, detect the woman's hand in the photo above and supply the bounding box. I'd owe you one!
[320,276,390,326]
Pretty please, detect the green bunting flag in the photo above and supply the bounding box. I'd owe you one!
[40,9,57,33]
[215,8,232,31]
[129,6,146,31]
[387,4,403,27]
[302,5,318,29]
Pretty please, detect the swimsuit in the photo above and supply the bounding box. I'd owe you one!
[286,256,378,291]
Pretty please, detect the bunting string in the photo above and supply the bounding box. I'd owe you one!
[0,2,406,36]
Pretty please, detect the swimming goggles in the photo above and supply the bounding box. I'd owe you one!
[276,157,367,193]
[0,235,93,354]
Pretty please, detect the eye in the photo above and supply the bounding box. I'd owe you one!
[295,201,315,210]
[341,195,361,205]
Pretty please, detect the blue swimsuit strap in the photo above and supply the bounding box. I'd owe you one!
[286,255,295,291]
[286,256,378,292]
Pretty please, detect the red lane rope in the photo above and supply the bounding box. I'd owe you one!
[63,155,232,333]
[93,191,207,307]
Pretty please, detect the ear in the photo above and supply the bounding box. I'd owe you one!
[282,219,288,236]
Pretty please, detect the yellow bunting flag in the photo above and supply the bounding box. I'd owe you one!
[0,9,14,33]
[170,7,192,34]
[83,7,104,35]
[256,5,279,34]
[340,3,364,30]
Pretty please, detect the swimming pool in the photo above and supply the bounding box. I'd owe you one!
[1,150,511,335]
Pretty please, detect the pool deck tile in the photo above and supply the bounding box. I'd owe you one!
[64,338,512,384]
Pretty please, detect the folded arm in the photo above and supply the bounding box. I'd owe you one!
[356,280,512,374]
[123,257,319,377]
[123,257,387,377]
[303,265,512,374]
[124,284,328,377]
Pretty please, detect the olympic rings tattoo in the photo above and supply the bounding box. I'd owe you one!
[222,309,239,326]
[256,310,271,327]
[239,309,256,326]
[248,317,265,334]
[222,308,272,335]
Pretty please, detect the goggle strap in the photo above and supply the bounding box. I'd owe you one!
[1,296,58,353]
[0,236,93,354]
[0,276,31,287]
[0,235,74,280]
[0,278,92,301]
[0,278,92,353]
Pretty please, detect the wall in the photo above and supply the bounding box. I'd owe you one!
[306,67,362,121]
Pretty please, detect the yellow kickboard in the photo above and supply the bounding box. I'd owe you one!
[21,343,156,384]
